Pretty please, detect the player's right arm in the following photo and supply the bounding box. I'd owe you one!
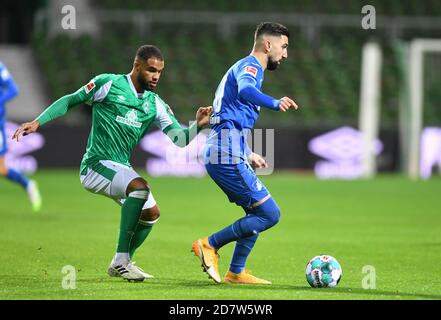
[12,74,111,141]
[237,64,299,112]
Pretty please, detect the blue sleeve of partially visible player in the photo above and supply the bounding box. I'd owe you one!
[0,67,19,106]
[237,76,280,110]
[244,140,252,157]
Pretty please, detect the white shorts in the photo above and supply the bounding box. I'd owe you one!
[80,160,156,210]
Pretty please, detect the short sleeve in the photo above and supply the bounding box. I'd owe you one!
[82,74,114,105]
[154,95,178,131]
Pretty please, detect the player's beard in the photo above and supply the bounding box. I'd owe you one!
[138,73,155,91]
[267,56,280,71]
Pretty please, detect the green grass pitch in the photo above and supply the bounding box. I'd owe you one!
[1,170,440,300]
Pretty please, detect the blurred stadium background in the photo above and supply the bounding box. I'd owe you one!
[1,0,441,177]
[1,0,441,301]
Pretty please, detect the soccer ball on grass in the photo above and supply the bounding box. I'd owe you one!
[305,255,342,288]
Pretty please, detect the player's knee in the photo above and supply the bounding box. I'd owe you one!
[264,208,280,228]
[269,208,281,227]
[128,189,150,200]
[255,197,281,228]
[126,177,150,196]
[141,206,160,222]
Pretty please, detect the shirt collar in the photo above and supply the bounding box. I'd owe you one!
[126,74,145,98]
[250,55,263,70]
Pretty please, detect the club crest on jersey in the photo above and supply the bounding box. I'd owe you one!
[244,66,258,77]
[253,180,263,191]
[84,80,96,93]
[142,101,149,113]
[116,109,142,128]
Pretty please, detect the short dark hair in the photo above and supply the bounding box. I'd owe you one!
[136,45,163,61]
[255,22,290,40]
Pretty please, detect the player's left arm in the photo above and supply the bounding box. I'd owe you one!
[0,65,19,105]
[244,142,268,169]
[241,131,267,169]
[248,152,268,169]
[154,96,212,148]
[162,107,212,147]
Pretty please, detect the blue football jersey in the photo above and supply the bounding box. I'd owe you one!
[211,55,264,129]
[0,62,19,121]
[205,56,265,164]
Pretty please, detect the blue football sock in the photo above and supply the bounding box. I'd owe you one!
[208,197,280,249]
[229,233,258,274]
[6,169,29,189]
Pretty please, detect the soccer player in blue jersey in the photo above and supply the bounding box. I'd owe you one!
[192,22,298,284]
[0,61,41,211]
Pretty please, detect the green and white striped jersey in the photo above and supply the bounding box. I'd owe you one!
[36,73,198,174]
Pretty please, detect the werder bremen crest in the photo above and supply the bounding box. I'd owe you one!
[143,101,149,113]
[116,109,142,128]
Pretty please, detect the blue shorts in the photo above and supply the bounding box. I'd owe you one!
[0,120,6,156]
[205,161,270,208]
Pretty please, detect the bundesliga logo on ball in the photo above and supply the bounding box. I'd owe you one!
[305,255,342,288]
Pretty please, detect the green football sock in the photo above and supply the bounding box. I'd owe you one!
[129,221,153,259]
[116,191,148,253]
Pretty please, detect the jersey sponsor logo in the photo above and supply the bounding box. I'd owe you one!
[244,66,258,77]
[84,80,96,93]
[116,109,142,128]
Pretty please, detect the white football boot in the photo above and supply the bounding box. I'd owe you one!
[107,261,146,282]
[108,261,153,281]
[27,180,42,212]
[131,262,154,279]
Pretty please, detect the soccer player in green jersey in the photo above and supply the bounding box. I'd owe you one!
[12,45,212,282]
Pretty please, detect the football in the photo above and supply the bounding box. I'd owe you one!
[305,255,342,288]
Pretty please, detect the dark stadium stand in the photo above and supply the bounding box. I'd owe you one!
[32,1,441,127]
[90,0,441,16]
